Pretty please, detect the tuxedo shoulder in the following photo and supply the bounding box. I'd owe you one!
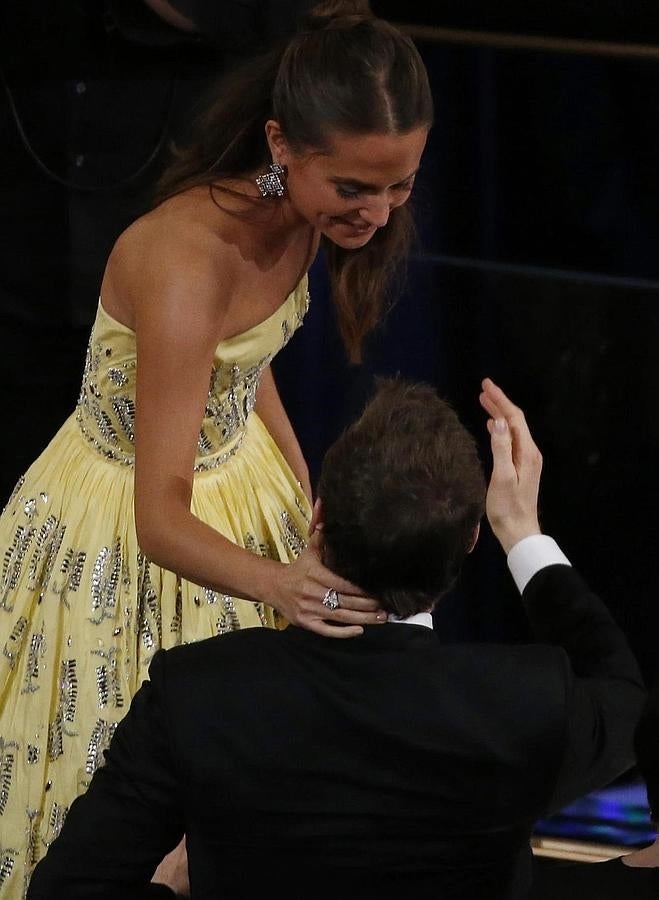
[448,641,571,690]
[154,627,283,674]
[166,627,280,660]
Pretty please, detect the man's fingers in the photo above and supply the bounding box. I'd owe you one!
[482,378,539,469]
[482,380,527,430]
[479,391,503,421]
[481,377,520,416]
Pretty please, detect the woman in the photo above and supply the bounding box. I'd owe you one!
[0,1,434,895]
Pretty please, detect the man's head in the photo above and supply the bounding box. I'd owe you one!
[317,378,486,617]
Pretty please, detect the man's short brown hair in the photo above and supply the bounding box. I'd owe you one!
[318,378,486,617]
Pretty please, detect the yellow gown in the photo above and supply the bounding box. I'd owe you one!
[0,278,312,898]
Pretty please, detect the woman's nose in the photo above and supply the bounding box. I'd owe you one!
[359,195,391,227]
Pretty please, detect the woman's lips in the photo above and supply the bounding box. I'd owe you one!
[332,216,374,233]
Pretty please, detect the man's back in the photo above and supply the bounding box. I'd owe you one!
[26,380,646,899]
[171,626,560,897]
[31,563,641,900]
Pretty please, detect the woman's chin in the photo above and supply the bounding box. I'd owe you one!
[324,221,377,248]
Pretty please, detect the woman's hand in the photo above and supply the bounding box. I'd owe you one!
[271,530,386,637]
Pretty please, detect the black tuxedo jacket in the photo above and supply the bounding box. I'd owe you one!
[28,564,646,900]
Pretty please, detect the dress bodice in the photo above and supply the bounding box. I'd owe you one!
[75,277,310,470]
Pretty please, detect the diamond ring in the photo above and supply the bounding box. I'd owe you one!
[322,588,340,611]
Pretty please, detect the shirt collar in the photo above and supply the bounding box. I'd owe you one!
[387,611,433,629]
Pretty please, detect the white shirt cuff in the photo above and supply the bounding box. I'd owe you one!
[507,534,572,594]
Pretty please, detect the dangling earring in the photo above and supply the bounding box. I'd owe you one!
[255,162,287,198]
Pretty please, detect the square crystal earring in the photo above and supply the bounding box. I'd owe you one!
[255,162,287,198]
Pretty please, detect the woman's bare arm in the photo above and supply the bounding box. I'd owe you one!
[110,222,382,636]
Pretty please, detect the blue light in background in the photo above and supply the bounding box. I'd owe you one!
[534,776,656,846]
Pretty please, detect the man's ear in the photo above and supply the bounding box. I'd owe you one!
[466,521,480,554]
[309,497,324,535]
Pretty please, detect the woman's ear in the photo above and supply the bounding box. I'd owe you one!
[264,119,289,164]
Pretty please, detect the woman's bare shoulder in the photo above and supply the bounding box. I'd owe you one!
[102,189,239,327]
[117,192,233,285]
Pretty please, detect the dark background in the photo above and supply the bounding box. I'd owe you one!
[1,3,657,699]
[282,6,659,695]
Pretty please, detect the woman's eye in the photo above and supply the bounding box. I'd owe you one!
[336,186,361,199]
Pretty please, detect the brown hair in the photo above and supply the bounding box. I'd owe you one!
[154,1,433,361]
[318,379,486,617]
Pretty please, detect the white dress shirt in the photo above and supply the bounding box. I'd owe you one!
[506,534,571,593]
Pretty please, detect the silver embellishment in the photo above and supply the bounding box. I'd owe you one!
[2,616,28,668]
[61,659,78,723]
[107,367,128,387]
[48,659,79,760]
[22,627,46,694]
[26,745,40,765]
[27,515,66,596]
[94,406,118,445]
[77,337,130,458]
[137,555,161,653]
[193,434,245,472]
[111,396,135,442]
[0,847,16,888]
[0,738,18,814]
[171,582,182,638]
[295,495,311,523]
[75,416,134,466]
[215,596,241,635]
[47,717,63,761]
[25,808,42,867]
[48,659,79,761]
[198,429,214,454]
[55,548,87,607]
[2,525,36,610]
[86,719,118,775]
[92,647,124,709]
[280,511,306,558]
[43,802,69,848]
[202,354,271,453]
[90,539,122,624]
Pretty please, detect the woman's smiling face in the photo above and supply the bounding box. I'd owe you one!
[267,123,429,249]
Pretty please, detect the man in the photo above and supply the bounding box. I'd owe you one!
[26,377,646,899]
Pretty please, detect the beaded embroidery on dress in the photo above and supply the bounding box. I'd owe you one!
[0,278,311,898]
